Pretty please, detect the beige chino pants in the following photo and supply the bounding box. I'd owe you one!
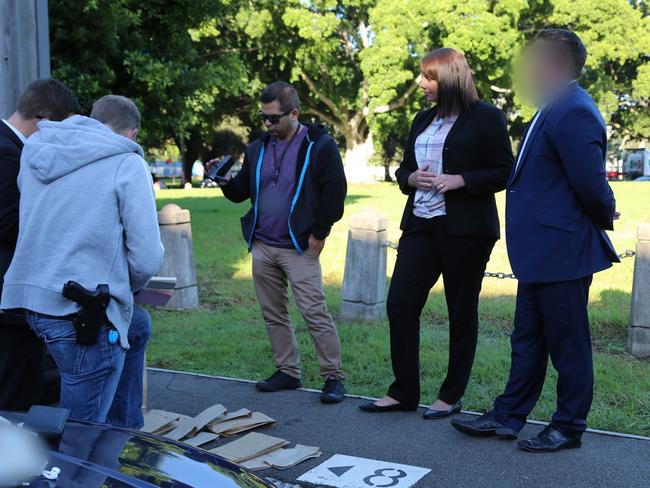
[251,240,344,380]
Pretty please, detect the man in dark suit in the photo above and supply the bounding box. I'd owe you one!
[451,29,619,452]
[0,79,80,411]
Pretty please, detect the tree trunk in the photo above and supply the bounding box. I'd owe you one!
[343,132,374,183]
[383,161,393,182]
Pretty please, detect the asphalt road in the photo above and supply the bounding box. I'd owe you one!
[147,369,650,488]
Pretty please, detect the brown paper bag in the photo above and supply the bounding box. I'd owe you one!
[141,410,181,434]
[241,444,321,471]
[209,412,275,436]
[166,404,227,441]
[210,432,289,463]
[184,432,220,448]
[208,408,251,428]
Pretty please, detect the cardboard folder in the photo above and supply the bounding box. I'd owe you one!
[209,411,275,436]
[165,404,227,441]
[241,444,322,471]
[210,432,289,463]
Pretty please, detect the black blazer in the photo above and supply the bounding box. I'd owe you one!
[0,121,23,294]
[395,101,514,239]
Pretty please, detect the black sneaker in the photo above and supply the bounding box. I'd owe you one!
[255,371,302,392]
[321,378,346,403]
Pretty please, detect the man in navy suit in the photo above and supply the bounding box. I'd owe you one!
[451,29,619,452]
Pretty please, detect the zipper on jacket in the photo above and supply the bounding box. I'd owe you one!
[288,140,315,254]
[247,146,265,250]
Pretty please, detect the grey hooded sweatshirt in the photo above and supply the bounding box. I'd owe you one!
[0,115,164,348]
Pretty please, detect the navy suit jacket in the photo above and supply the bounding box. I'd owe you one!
[506,83,619,284]
[0,121,23,297]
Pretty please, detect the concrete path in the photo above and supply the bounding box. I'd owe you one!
[147,369,650,488]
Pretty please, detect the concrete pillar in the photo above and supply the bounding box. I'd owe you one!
[157,204,199,310]
[0,0,50,118]
[629,220,650,358]
[340,210,388,322]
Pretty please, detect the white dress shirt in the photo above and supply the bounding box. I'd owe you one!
[1,119,27,144]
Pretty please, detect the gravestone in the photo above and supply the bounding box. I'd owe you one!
[629,220,650,358]
[157,204,199,310]
[340,210,388,323]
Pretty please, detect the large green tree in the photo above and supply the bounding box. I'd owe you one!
[49,0,248,181]
[49,0,649,181]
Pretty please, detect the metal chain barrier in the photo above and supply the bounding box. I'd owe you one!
[385,241,635,280]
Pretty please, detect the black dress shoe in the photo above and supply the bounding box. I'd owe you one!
[450,414,518,439]
[321,378,346,404]
[255,371,302,392]
[423,401,462,420]
[359,402,417,413]
[517,426,581,453]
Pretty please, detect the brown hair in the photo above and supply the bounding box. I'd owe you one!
[17,78,80,121]
[420,48,479,118]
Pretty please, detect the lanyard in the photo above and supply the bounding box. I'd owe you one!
[271,125,302,186]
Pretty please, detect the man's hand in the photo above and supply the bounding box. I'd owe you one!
[308,235,325,257]
[205,158,232,187]
[431,174,465,194]
[407,164,436,190]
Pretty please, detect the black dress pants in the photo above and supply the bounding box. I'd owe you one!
[0,315,44,411]
[387,216,495,408]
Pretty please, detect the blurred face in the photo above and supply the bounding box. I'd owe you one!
[419,72,438,103]
[520,40,572,105]
[260,100,299,139]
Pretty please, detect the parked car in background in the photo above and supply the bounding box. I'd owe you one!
[624,148,650,180]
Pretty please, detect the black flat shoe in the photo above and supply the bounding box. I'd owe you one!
[517,426,581,453]
[423,401,462,419]
[255,370,302,392]
[450,414,518,439]
[359,402,417,413]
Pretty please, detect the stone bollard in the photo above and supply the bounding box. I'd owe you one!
[157,204,199,309]
[340,210,388,322]
[629,220,650,358]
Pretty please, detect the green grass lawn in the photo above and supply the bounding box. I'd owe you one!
[148,182,650,436]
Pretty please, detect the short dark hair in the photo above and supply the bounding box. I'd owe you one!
[420,48,479,119]
[260,82,300,112]
[16,78,80,121]
[534,29,587,79]
[90,95,141,133]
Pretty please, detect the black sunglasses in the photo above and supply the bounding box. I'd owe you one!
[258,109,293,125]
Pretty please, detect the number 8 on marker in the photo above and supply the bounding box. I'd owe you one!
[363,468,407,487]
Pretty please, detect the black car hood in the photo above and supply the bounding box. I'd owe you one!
[2,412,270,488]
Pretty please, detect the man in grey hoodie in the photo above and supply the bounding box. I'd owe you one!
[1,95,164,426]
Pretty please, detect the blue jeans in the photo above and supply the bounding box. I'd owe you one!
[25,312,126,424]
[25,305,150,428]
[107,305,150,429]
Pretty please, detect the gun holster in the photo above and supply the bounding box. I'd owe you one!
[62,281,111,345]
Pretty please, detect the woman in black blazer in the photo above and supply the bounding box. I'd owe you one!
[360,48,514,418]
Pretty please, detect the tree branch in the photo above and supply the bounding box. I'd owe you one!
[373,76,421,114]
[299,71,342,117]
[302,105,341,128]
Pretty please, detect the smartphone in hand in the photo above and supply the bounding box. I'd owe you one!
[207,155,235,182]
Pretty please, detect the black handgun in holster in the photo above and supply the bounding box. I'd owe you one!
[62,281,110,345]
